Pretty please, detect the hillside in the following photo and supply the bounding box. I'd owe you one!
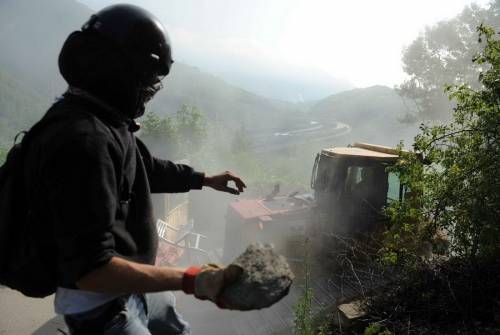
[150,63,301,132]
[0,70,47,147]
[309,85,419,146]
[0,0,92,100]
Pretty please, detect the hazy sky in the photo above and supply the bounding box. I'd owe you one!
[78,0,491,88]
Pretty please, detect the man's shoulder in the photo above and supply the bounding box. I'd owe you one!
[28,100,126,163]
[49,99,114,135]
[43,97,133,146]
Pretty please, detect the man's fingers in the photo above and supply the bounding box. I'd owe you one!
[227,175,247,192]
[224,264,244,284]
[223,186,240,195]
[234,178,246,192]
[207,172,246,194]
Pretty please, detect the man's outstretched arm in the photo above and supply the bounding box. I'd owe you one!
[76,256,184,294]
[76,256,242,309]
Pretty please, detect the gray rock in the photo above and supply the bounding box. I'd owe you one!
[222,243,294,310]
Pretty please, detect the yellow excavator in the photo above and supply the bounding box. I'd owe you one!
[310,142,408,234]
[223,143,415,261]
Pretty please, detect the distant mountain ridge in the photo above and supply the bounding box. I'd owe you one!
[0,0,92,100]
[208,66,353,102]
[311,85,403,120]
[150,63,302,131]
[0,69,47,146]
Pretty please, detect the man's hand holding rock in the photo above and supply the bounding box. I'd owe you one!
[182,264,243,308]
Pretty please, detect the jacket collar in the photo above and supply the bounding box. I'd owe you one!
[63,87,140,132]
[67,86,118,114]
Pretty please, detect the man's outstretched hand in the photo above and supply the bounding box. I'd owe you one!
[204,171,246,195]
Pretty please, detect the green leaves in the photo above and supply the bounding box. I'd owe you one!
[384,26,500,264]
[141,111,175,139]
[175,104,207,157]
[139,104,207,161]
[294,239,315,335]
[294,286,314,335]
[364,323,393,335]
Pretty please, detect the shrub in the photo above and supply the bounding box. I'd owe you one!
[384,25,500,264]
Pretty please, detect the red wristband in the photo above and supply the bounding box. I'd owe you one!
[182,266,201,294]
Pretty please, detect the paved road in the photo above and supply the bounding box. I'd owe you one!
[0,285,295,335]
[0,285,247,335]
[0,286,254,335]
[251,120,352,154]
[0,286,65,335]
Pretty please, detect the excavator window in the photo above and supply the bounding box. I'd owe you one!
[344,165,389,212]
[387,172,401,203]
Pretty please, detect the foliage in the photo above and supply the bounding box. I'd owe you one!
[140,104,207,161]
[380,147,427,265]
[294,285,314,335]
[397,1,499,122]
[366,258,500,334]
[294,239,315,335]
[316,321,330,335]
[175,104,207,157]
[384,25,500,264]
[364,323,392,335]
[140,111,178,157]
[230,125,253,154]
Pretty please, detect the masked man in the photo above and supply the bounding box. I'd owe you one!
[24,4,246,334]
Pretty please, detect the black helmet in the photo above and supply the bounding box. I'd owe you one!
[59,4,173,118]
[82,4,173,77]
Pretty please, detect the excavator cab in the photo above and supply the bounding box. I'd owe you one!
[310,143,404,237]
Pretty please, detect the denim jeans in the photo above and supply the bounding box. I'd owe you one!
[64,292,190,335]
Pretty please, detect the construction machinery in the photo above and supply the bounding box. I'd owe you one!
[223,143,410,261]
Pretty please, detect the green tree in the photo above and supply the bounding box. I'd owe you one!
[398,1,499,122]
[230,125,252,154]
[294,239,314,335]
[140,111,178,158]
[385,25,500,263]
[175,104,207,158]
[139,105,207,161]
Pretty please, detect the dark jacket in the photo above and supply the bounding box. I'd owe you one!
[24,93,204,288]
